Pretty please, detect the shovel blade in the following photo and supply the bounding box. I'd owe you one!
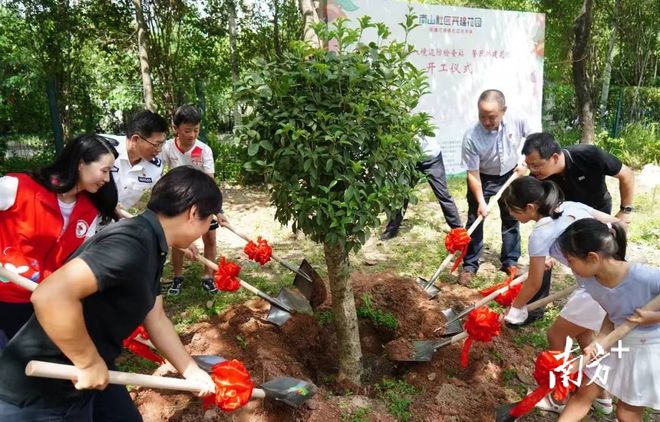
[260,376,317,408]
[440,308,464,337]
[495,402,520,422]
[293,259,327,308]
[192,355,227,372]
[266,287,312,326]
[415,277,440,299]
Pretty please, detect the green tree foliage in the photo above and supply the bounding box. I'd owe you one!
[236,15,431,253]
[235,13,432,383]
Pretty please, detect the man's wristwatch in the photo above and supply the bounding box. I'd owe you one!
[620,206,634,214]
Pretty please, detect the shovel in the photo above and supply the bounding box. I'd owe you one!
[417,170,522,298]
[394,284,575,362]
[222,223,327,308]
[24,360,270,406]
[440,307,465,337]
[195,255,312,326]
[438,273,530,330]
[192,355,317,408]
[495,292,660,422]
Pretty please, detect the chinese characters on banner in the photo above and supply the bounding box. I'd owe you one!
[325,0,545,173]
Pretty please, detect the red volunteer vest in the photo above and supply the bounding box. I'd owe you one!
[0,173,98,303]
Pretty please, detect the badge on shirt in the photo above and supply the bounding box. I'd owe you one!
[138,176,153,183]
[75,220,89,238]
[150,157,162,167]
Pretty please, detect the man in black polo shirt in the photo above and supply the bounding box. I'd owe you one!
[0,166,220,420]
[522,132,635,221]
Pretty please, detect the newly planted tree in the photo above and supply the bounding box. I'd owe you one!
[235,14,432,384]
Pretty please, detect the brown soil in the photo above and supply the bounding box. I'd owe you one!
[134,273,542,421]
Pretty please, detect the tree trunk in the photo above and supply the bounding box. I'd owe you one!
[323,242,363,385]
[196,80,206,140]
[299,0,321,48]
[599,0,620,114]
[572,0,595,144]
[229,0,241,128]
[133,0,156,112]
[46,73,64,154]
[273,0,282,58]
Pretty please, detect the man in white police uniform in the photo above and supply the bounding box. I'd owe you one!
[101,110,169,210]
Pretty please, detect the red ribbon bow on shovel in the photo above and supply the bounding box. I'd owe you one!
[243,237,272,266]
[461,307,501,368]
[510,350,578,417]
[444,228,472,273]
[122,325,165,364]
[202,359,254,412]
[478,268,521,307]
[214,257,242,292]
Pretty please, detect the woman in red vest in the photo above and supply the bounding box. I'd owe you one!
[0,134,119,340]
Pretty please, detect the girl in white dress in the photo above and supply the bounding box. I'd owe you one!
[557,218,660,421]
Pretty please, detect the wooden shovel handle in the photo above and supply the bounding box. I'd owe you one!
[194,255,294,312]
[426,171,522,284]
[25,360,266,398]
[0,266,38,292]
[599,292,660,351]
[526,285,576,312]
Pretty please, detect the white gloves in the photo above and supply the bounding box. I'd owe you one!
[504,306,528,325]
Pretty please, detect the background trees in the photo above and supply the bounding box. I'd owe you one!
[0,0,657,162]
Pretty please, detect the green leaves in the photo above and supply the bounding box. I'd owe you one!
[235,15,429,254]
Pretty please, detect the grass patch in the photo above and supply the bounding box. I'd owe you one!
[315,309,335,325]
[357,294,398,330]
[512,306,561,350]
[375,378,420,422]
[341,406,371,422]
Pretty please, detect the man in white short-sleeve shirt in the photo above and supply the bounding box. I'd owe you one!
[101,110,169,210]
[458,89,532,285]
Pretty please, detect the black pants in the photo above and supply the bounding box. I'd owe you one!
[93,365,143,422]
[528,268,552,316]
[463,169,521,272]
[386,152,462,232]
[0,302,34,342]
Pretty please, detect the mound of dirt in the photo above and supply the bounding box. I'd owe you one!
[135,273,541,421]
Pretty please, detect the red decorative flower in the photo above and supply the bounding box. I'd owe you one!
[510,350,578,418]
[478,268,521,307]
[243,237,272,265]
[460,307,501,368]
[214,257,241,291]
[444,228,471,273]
[122,325,165,364]
[202,359,254,411]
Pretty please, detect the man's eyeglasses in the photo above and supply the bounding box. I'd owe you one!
[136,133,165,149]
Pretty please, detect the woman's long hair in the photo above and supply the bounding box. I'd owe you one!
[31,134,119,221]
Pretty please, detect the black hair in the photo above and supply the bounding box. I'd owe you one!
[502,176,564,219]
[147,166,222,219]
[558,219,627,262]
[172,105,202,126]
[31,134,119,222]
[125,110,168,139]
[522,132,562,159]
[478,89,506,108]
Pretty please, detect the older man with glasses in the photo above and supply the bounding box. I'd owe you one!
[101,110,169,211]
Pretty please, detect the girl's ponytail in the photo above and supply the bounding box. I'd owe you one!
[502,176,563,218]
[558,219,627,262]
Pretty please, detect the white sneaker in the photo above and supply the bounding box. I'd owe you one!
[592,398,613,415]
[535,394,566,414]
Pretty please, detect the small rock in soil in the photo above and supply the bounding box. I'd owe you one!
[427,372,437,381]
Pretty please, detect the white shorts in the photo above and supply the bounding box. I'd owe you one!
[558,287,606,332]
